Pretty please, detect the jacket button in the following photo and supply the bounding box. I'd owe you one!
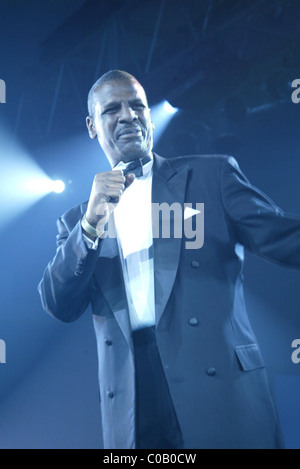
[188,317,199,326]
[191,260,200,268]
[107,391,114,399]
[105,339,112,346]
[206,367,216,376]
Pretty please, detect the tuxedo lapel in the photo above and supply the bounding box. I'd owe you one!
[152,154,189,326]
[91,213,132,346]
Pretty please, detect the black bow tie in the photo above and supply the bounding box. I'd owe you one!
[123,155,152,177]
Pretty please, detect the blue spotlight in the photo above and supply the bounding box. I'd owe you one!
[0,122,65,230]
[162,100,178,115]
[51,179,65,194]
[24,177,66,195]
[151,100,179,144]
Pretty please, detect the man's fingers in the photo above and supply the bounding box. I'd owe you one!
[104,184,124,196]
[94,170,125,185]
[87,170,135,226]
[103,170,126,182]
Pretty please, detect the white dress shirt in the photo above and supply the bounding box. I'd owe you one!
[83,157,155,331]
[113,157,155,330]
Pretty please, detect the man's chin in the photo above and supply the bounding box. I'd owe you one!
[117,143,150,162]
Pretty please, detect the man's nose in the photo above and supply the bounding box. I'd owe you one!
[119,104,137,122]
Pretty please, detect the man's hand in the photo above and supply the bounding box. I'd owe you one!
[85,170,135,236]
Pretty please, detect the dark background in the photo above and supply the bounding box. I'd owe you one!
[0,0,299,449]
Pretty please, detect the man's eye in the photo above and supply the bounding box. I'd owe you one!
[104,107,117,114]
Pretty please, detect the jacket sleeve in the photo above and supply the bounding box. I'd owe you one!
[38,214,101,322]
[221,156,300,268]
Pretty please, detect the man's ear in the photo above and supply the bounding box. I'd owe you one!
[86,116,97,139]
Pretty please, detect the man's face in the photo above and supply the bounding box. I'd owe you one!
[86,79,153,167]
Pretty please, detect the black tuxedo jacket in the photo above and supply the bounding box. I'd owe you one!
[38,153,300,448]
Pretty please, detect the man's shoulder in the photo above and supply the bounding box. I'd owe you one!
[168,154,232,167]
[157,153,234,171]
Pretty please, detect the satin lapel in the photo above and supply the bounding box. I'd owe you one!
[91,212,132,347]
[152,154,189,326]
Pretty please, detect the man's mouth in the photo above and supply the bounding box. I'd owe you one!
[117,127,143,139]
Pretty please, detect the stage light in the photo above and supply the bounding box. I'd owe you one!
[0,121,65,230]
[24,177,66,195]
[163,100,178,115]
[151,100,179,144]
[51,179,65,193]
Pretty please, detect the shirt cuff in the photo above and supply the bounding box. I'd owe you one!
[82,232,100,250]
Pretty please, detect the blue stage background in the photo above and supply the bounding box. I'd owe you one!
[0,0,299,449]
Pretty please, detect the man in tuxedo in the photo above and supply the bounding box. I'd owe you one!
[38,70,300,449]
